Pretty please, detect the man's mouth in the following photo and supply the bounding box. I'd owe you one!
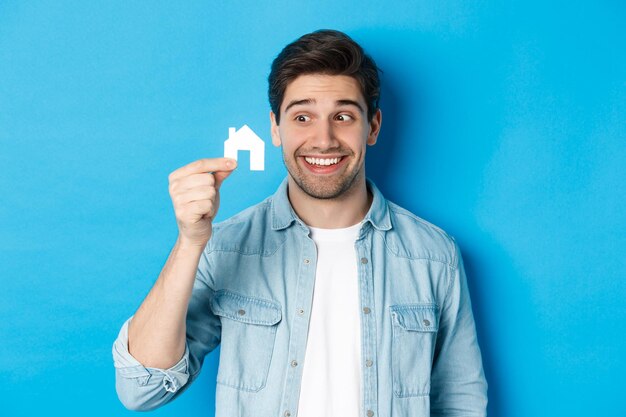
[303,156,343,167]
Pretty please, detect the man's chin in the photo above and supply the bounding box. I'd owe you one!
[294,175,359,200]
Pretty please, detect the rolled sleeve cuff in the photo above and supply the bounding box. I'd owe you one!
[112,317,190,394]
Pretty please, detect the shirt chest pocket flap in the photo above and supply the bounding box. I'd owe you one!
[211,290,282,392]
[390,304,439,397]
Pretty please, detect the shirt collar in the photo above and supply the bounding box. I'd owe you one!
[362,179,392,231]
[270,177,392,232]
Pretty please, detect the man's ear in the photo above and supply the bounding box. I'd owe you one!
[366,109,382,146]
[270,111,281,147]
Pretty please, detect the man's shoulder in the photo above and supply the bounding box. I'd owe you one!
[206,196,284,256]
[384,200,459,267]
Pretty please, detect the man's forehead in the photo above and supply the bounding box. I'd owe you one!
[281,74,366,110]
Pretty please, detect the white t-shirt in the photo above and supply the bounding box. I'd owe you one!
[296,222,362,417]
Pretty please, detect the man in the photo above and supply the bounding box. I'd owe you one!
[113,29,487,417]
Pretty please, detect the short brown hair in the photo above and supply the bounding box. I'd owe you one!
[268,29,381,124]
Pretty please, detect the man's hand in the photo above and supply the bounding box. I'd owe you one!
[168,158,237,248]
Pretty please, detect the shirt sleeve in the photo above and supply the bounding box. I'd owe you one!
[112,249,222,411]
[430,240,488,416]
[112,317,191,411]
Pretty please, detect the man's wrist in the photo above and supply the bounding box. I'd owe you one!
[175,236,209,253]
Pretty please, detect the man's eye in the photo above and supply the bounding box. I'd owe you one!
[336,114,354,122]
[295,115,310,122]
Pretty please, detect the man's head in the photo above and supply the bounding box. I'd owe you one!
[268,29,381,125]
[268,30,382,201]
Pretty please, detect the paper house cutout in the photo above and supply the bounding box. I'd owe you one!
[223,124,265,171]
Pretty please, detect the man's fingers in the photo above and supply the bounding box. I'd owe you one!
[173,187,217,207]
[187,199,214,217]
[173,173,215,191]
[214,168,235,190]
[169,158,237,182]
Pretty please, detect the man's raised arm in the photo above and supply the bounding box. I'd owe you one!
[112,158,236,411]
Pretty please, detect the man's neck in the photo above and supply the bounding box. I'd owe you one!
[287,175,372,229]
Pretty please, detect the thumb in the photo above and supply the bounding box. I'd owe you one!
[214,160,237,190]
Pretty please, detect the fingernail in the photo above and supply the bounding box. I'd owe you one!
[227,159,237,168]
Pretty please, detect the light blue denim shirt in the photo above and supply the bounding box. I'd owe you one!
[112,178,487,416]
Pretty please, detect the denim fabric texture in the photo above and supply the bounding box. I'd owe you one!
[112,178,488,416]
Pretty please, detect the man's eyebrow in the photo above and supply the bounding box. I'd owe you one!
[336,99,365,113]
[284,99,314,113]
[284,98,365,113]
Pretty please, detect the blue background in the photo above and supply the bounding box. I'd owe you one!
[1,1,624,416]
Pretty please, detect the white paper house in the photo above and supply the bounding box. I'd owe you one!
[223,124,265,171]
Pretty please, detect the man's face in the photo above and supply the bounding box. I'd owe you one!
[270,74,381,200]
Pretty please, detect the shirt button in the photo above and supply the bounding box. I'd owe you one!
[423,319,431,327]
[238,309,246,316]
[298,308,305,315]
[361,257,368,264]
[363,307,371,314]
[365,359,373,367]
[304,258,310,264]
[284,411,291,417]
[291,360,298,367]
[367,410,374,417]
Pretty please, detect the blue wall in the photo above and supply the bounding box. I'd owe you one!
[1,1,624,416]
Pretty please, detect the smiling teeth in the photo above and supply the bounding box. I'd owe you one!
[304,157,341,166]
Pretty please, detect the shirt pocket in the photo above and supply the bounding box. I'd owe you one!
[211,289,282,392]
[390,303,439,397]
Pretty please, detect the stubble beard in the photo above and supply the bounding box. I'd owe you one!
[283,151,363,200]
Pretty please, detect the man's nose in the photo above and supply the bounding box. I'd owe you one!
[310,120,337,149]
